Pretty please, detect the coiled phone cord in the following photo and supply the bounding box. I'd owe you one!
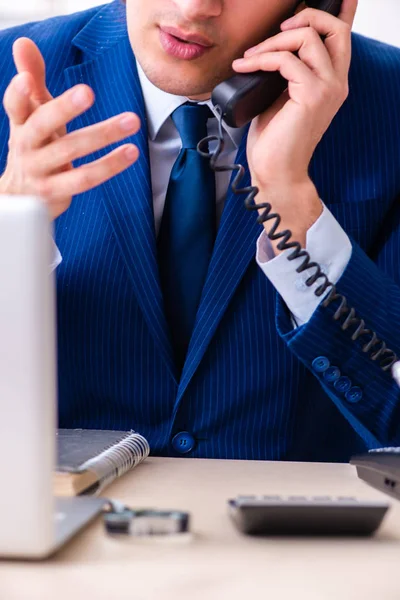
[197,106,400,377]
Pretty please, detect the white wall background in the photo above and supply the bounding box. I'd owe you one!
[0,0,399,47]
[353,0,400,47]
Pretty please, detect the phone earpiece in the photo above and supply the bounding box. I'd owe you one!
[306,0,342,16]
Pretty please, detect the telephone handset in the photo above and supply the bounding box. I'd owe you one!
[197,0,400,381]
[212,0,343,128]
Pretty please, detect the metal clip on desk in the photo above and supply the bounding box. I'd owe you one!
[103,500,190,537]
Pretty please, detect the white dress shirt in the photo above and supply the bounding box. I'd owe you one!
[136,62,244,234]
[136,62,352,326]
[54,61,353,327]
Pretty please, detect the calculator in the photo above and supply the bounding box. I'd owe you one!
[228,495,389,536]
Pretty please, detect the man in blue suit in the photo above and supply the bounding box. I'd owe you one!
[0,0,399,462]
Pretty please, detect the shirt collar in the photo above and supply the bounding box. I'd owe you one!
[136,60,244,149]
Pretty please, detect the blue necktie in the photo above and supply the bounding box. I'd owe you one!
[158,103,216,370]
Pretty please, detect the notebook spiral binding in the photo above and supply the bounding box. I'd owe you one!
[79,431,150,494]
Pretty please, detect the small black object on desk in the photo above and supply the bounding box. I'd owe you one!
[228,495,389,536]
[351,448,400,501]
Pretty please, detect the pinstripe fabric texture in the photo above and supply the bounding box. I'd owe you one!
[0,1,399,461]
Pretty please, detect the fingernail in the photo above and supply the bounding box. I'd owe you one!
[119,115,137,132]
[125,146,137,161]
[233,58,246,65]
[71,88,90,108]
[281,16,296,28]
[244,47,257,56]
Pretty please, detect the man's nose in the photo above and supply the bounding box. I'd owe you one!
[172,0,222,20]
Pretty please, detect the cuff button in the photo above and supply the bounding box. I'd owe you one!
[312,356,330,373]
[323,366,341,382]
[334,376,352,394]
[345,386,363,403]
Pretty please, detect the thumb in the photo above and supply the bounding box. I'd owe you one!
[12,37,53,105]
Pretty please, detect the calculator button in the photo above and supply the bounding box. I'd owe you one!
[337,497,358,502]
[311,496,332,502]
[262,496,282,501]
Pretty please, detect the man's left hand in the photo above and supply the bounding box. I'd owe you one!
[232,0,358,249]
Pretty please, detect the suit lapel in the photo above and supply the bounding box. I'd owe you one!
[177,134,263,401]
[65,2,177,381]
[65,1,263,392]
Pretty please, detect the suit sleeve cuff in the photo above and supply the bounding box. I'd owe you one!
[256,202,352,326]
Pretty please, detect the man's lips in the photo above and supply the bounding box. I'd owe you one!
[158,27,214,61]
[159,26,214,48]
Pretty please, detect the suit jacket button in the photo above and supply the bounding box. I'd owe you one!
[334,376,352,393]
[345,386,363,403]
[312,356,330,373]
[172,432,196,454]
[323,366,341,382]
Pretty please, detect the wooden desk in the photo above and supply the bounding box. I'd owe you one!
[1,458,399,600]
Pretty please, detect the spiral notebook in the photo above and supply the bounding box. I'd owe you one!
[55,429,150,496]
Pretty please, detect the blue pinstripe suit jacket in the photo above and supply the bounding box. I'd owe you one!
[0,1,399,462]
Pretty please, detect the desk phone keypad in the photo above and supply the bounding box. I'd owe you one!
[369,447,400,454]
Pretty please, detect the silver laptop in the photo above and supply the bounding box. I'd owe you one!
[0,196,105,559]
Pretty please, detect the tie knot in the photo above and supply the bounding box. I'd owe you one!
[172,103,213,150]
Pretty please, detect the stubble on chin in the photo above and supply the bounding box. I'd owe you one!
[135,47,236,98]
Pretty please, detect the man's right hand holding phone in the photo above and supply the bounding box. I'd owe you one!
[0,37,141,220]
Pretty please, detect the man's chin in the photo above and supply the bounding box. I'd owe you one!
[156,82,212,99]
[146,72,212,97]
[140,57,232,99]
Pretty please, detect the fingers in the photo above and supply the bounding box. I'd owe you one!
[35,144,140,199]
[3,71,35,126]
[234,51,315,91]
[280,6,353,75]
[31,112,141,174]
[244,28,334,81]
[22,84,95,149]
[12,37,53,105]
[11,38,65,137]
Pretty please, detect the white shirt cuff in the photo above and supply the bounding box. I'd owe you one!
[256,202,352,326]
[50,238,62,272]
